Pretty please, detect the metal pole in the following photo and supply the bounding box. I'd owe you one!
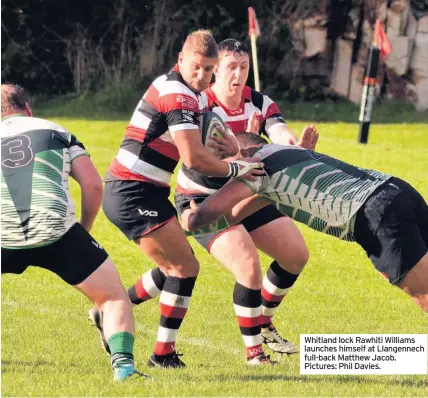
[250,33,260,92]
[358,45,380,144]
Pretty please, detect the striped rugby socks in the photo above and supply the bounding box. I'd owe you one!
[261,261,299,328]
[153,276,196,357]
[233,282,264,359]
[128,268,166,305]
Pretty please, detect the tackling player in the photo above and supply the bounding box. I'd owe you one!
[1,84,145,382]
[183,133,428,313]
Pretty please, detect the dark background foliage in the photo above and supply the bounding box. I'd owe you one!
[1,0,327,97]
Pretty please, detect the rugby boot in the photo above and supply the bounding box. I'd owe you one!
[88,307,111,355]
[147,351,186,369]
[261,323,298,354]
[247,353,276,365]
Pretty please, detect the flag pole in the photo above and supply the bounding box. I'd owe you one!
[358,19,391,144]
[248,7,261,92]
[250,33,260,91]
[358,45,380,144]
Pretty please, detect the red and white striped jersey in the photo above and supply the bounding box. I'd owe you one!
[176,85,288,195]
[105,65,202,187]
[199,85,287,136]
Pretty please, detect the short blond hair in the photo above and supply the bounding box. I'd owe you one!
[182,29,218,58]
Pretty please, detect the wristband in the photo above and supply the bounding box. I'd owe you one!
[227,162,240,178]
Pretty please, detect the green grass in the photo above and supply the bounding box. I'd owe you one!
[32,89,428,123]
[2,114,428,396]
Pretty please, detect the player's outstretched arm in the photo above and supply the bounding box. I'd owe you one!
[70,155,103,232]
[183,180,255,231]
[228,195,270,224]
[268,123,319,150]
[267,124,299,145]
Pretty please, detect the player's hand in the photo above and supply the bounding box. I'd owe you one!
[246,112,260,134]
[207,126,239,158]
[181,200,198,231]
[298,124,319,150]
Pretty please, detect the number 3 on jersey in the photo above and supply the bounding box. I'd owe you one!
[1,135,34,168]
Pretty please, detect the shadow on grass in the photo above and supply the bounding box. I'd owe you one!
[228,374,428,387]
[2,359,53,372]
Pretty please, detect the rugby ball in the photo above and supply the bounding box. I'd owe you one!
[200,111,226,153]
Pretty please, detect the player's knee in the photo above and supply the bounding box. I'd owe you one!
[295,244,310,270]
[167,258,200,278]
[78,258,128,304]
[244,271,263,289]
[179,261,200,278]
[277,244,309,274]
[150,245,200,277]
[91,283,129,309]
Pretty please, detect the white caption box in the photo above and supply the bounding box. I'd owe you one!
[300,334,427,375]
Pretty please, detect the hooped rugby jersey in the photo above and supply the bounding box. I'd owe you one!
[176,85,287,195]
[105,65,203,187]
[239,144,391,241]
[1,115,87,248]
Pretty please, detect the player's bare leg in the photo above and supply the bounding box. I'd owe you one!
[250,217,309,354]
[136,218,199,278]
[210,225,262,288]
[77,258,146,381]
[210,225,274,365]
[136,218,199,368]
[398,252,428,312]
[250,217,309,275]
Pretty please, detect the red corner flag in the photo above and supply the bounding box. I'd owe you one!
[248,7,260,38]
[373,19,392,59]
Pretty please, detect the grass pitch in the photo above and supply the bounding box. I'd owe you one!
[2,115,428,397]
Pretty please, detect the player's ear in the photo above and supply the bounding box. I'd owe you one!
[25,101,33,117]
[178,52,184,66]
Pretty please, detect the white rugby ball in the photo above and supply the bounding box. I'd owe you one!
[200,111,226,153]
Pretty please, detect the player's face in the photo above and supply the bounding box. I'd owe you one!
[215,52,249,97]
[179,51,217,93]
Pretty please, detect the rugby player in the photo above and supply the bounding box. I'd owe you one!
[1,84,144,381]
[95,30,262,369]
[183,133,428,313]
[129,39,319,364]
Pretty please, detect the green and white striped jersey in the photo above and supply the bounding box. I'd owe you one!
[240,144,391,241]
[1,115,87,249]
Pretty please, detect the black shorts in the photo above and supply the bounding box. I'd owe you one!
[241,205,285,233]
[174,191,284,251]
[103,180,177,240]
[354,177,428,284]
[1,223,108,285]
